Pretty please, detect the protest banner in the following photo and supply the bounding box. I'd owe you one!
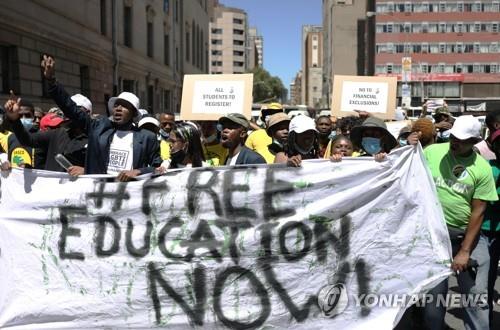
[332,75,397,120]
[0,146,452,329]
[180,74,253,121]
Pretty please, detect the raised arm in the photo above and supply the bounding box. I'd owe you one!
[41,55,91,131]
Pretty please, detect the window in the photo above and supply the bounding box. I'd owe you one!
[439,2,446,12]
[147,85,154,112]
[192,22,196,66]
[147,22,153,58]
[164,34,170,66]
[490,42,498,52]
[233,50,244,56]
[233,40,244,46]
[233,29,244,35]
[233,61,244,67]
[233,18,243,24]
[211,28,222,34]
[387,63,393,74]
[493,23,499,32]
[493,2,500,12]
[386,23,393,33]
[175,0,179,23]
[100,0,107,36]
[455,63,463,73]
[456,42,463,53]
[80,65,90,98]
[163,89,171,111]
[124,5,132,48]
[212,50,222,56]
[457,1,464,12]
[163,0,169,13]
[185,32,190,61]
[175,47,179,71]
[421,63,428,73]
[122,79,135,93]
[474,43,480,53]
[473,1,482,12]
[439,43,446,53]
[491,63,498,73]
[0,46,19,94]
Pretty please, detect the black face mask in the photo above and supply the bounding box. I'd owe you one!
[171,148,186,165]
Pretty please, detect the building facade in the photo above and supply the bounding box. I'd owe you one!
[248,27,264,70]
[374,0,500,108]
[322,0,370,108]
[302,25,325,108]
[208,3,249,74]
[0,0,209,114]
[289,70,303,106]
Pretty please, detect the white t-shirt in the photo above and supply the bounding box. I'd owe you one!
[107,131,134,175]
[225,151,240,166]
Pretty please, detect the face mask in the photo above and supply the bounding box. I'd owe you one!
[21,118,33,131]
[438,129,451,141]
[362,137,382,155]
[205,134,217,144]
[170,148,186,164]
[399,138,408,147]
[328,131,337,140]
[159,129,169,140]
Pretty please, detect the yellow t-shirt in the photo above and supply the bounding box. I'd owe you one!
[160,140,171,160]
[245,129,272,152]
[203,143,228,167]
[0,131,36,168]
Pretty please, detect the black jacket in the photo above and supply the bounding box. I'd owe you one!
[226,146,266,165]
[11,120,87,172]
[48,82,161,174]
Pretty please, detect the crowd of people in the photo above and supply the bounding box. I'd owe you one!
[0,55,499,329]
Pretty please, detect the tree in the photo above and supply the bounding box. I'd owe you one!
[249,67,286,103]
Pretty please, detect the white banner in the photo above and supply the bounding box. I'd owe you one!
[0,146,452,329]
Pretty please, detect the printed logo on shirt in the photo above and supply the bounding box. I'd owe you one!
[11,148,32,168]
[108,148,130,172]
[452,165,468,180]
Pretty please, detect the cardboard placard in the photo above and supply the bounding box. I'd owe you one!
[180,74,253,121]
[386,120,413,139]
[332,75,397,120]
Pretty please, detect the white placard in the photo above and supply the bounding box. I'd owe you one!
[340,81,389,113]
[192,80,245,114]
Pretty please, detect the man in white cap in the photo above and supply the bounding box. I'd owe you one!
[422,115,498,330]
[40,55,161,181]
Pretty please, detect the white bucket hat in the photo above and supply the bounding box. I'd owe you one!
[107,92,140,116]
[449,115,481,140]
[71,94,93,114]
[289,115,318,134]
[138,116,160,128]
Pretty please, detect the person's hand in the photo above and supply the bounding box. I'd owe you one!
[4,90,21,121]
[329,154,343,162]
[435,121,452,131]
[452,250,470,273]
[407,131,422,146]
[155,166,167,174]
[0,160,11,171]
[67,166,84,177]
[117,169,141,182]
[355,110,371,119]
[287,155,302,167]
[374,153,387,162]
[40,54,55,80]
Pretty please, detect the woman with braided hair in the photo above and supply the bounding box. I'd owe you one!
[166,121,206,169]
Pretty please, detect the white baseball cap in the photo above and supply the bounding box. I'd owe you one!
[449,115,481,140]
[71,94,93,114]
[289,115,318,134]
[107,92,140,115]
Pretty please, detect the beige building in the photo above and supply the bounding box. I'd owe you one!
[289,70,302,106]
[248,27,263,70]
[0,0,209,114]
[209,3,249,74]
[322,0,372,107]
[301,25,324,108]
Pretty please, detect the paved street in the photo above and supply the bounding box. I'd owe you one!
[445,266,500,329]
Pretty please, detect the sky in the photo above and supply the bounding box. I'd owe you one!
[220,0,322,90]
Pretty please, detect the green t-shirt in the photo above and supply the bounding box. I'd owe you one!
[424,143,498,230]
[482,160,500,232]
